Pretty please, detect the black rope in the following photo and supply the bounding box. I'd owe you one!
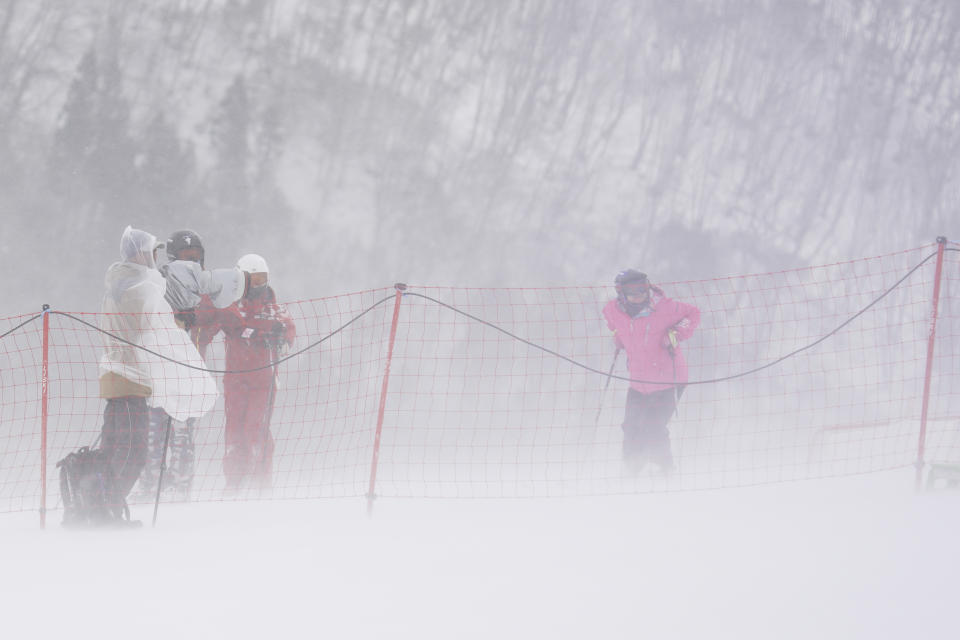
[2,248,955,385]
[404,248,956,386]
[0,314,42,340]
[49,294,396,374]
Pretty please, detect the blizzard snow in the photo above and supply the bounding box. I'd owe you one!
[2,471,957,639]
[3,1,960,638]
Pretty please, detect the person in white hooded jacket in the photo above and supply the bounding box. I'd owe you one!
[98,226,218,506]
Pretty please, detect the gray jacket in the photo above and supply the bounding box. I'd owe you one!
[161,260,246,311]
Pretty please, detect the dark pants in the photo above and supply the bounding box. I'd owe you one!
[622,386,684,471]
[101,396,150,500]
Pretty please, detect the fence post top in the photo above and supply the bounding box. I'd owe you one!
[394,283,407,291]
[936,236,947,244]
[41,304,50,312]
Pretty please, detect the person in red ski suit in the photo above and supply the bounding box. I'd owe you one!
[602,270,700,475]
[198,254,295,493]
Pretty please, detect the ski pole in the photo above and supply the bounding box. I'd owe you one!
[587,347,622,468]
[152,415,173,528]
[257,342,280,487]
[671,356,680,418]
[595,348,622,426]
[667,329,679,419]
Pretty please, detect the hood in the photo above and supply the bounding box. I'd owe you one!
[119,225,160,270]
[106,225,164,303]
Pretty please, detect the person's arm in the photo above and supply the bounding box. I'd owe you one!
[662,300,700,349]
[276,304,296,348]
[162,261,204,313]
[140,288,218,421]
[671,300,700,341]
[612,330,624,350]
[192,297,223,359]
[198,267,247,308]
[602,300,625,350]
[243,309,283,336]
[244,303,295,351]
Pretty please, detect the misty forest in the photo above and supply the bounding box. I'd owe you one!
[2,0,958,313]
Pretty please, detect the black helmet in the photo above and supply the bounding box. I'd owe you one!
[166,229,205,267]
[615,269,651,316]
[615,269,649,291]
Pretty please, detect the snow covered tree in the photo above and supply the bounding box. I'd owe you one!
[208,73,252,249]
[48,47,98,199]
[48,45,137,225]
[137,112,198,221]
[254,100,282,187]
[87,52,137,218]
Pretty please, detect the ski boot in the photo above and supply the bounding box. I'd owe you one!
[165,418,196,500]
[133,408,170,500]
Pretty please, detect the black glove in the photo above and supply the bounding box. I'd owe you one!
[264,321,286,348]
[174,310,197,330]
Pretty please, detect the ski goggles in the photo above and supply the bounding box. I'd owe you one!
[620,282,650,298]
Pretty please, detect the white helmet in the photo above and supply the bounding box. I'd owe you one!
[237,253,269,274]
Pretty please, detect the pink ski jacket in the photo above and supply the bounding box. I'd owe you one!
[602,289,700,393]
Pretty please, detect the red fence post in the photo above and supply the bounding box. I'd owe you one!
[367,284,406,515]
[40,304,50,529]
[915,237,947,490]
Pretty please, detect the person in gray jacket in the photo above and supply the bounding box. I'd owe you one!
[136,229,247,499]
[161,229,248,329]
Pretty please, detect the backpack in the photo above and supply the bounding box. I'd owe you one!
[56,446,131,527]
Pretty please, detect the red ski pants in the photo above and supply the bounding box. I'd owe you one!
[223,375,276,490]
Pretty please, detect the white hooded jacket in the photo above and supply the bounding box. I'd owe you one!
[99,226,218,421]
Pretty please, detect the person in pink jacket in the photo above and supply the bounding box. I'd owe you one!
[602,270,700,474]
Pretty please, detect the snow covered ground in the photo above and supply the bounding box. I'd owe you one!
[2,470,957,639]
